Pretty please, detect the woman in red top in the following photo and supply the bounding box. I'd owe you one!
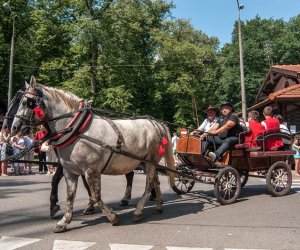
[34,125,48,173]
[261,106,284,150]
[245,111,265,148]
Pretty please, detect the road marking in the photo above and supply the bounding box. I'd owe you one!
[225,249,270,250]
[53,240,96,250]
[110,243,153,250]
[0,236,41,250]
[166,247,213,250]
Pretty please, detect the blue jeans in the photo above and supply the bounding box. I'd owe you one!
[205,136,239,160]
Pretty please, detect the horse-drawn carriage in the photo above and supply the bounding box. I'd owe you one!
[172,132,294,205]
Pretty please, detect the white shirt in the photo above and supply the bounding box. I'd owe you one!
[198,117,219,132]
[171,135,179,150]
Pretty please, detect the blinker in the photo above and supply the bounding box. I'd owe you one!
[27,98,36,109]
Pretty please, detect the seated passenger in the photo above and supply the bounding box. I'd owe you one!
[245,110,265,148]
[193,105,219,135]
[261,106,284,150]
[204,102,242,162]
[274,114,291,149]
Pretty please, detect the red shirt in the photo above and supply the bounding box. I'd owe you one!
[261,117,284,150]
[34,130,48,148]
[245,120,265,148]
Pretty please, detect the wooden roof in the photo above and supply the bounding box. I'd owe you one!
[256,64,300,102]
[247,65,300,112]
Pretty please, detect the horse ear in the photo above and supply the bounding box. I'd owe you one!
[30,75,36,89]
[25,81,29,88]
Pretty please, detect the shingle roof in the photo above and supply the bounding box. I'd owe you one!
[248,84,300,111]
[269,84,300,100]
[272,64,300,74]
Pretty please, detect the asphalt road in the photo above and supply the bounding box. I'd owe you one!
[1,170,300,250]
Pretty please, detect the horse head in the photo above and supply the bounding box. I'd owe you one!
[11,76,45,135]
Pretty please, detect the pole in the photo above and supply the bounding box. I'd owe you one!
[237,0,247,121]
[8,15,15,106]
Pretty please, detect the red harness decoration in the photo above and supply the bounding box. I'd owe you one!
[33,107,46,120]
[51,102,93,149]
[158,136,168,155]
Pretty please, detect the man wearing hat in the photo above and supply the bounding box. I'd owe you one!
[193,105,220,135]
[204,101,242,162]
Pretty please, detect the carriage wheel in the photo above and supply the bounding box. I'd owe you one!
[266,161,292,196]
[214,167,241,205]
[172,163,195,194]
[239,170,249,187]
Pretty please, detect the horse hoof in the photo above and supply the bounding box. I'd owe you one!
[119,200,129,206]
[50,205,61,218]
[83,205,95,215]
[53,224,67,233]
[111,214,119,226]
[153,208,163,215]
[133,214,143,222]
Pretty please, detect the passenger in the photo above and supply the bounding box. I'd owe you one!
[261,106,284,150]
[239,117,249,132]
[193,105,219,135]
[245,111,265,148]
[274,114,291,149]
[204,102,242,162]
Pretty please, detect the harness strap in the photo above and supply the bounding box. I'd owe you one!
[101,117,124,149]
[78,134,203,182]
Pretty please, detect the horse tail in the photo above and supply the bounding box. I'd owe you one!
[159,122,176,188]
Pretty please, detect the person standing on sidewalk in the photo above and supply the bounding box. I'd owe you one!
[292,137,300,177]
[34,125,48,174]
[23,128,35,174]
[0,126,10,176]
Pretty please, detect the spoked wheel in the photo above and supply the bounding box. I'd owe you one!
[214,167,241,205]
[239,170,249,187]
[266,161,292,196]
[172,163,195,194]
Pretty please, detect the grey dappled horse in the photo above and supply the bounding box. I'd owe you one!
[11,77,176,233]
[3,89,147,217]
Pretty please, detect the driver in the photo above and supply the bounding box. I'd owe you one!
[203,102,242,162]
[192,105,220,135]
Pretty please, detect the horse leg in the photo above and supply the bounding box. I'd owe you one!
[120,171,134,206]
[54,172,79,233]
[152,173,163,215]
[86,169,118,225]
[133,163,160,221]
[81,175,96,215]
[50,165,63,218]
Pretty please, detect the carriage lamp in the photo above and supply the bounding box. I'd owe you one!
[237,0,247,121]
[3,2,15,107]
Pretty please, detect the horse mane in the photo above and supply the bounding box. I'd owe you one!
[41,85,83,109]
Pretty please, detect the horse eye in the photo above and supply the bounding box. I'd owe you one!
[22,100,27,106]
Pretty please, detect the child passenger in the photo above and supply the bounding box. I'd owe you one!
[245,111,265,148]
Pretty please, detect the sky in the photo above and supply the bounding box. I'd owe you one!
[170,0,300,47]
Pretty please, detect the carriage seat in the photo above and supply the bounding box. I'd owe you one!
[255,132,292,151]
[233,130,253,150]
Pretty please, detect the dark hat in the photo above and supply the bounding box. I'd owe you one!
[205,105,218,113]
[220,101,234,111]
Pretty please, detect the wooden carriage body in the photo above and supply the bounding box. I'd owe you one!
[176,135,295,172]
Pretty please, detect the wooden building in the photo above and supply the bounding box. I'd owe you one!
[248,65,300,133]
